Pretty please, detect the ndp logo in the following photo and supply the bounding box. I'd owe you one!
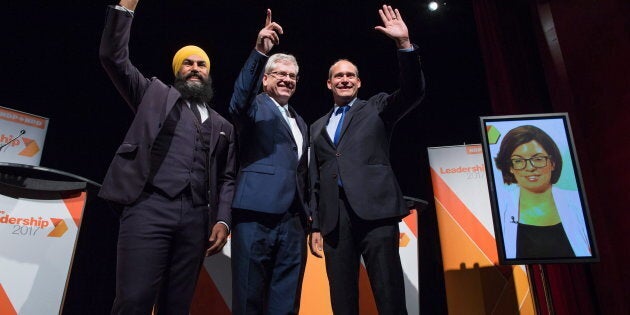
[399,233,411,247]
[0,212,68,237]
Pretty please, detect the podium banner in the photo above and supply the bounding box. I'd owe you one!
[428,145,535,314]
[0,106,49,166]
[0,190,86,315]
[191,210,420,314]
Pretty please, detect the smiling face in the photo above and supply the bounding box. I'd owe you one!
[176,55,209,86]
[509,140,555,193]
[263,60,298,105]
[327,60,361,106]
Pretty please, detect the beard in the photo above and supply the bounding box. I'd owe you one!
[174,72,214,104]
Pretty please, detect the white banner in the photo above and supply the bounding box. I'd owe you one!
[0,191,86,315]
[0,106,49,166]
[428,145,535,314]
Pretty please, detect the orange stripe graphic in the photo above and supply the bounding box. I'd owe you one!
[0,107,46,129]
[300,246,379,314]
[358,264,378,315]
[0,283,17,315]
[191,269,231,315]
[430,167,498,264]
[62,191,86,228]
[402,210,418,238]
[301,249,333,313]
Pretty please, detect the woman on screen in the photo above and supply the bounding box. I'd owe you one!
[494,125,590,259]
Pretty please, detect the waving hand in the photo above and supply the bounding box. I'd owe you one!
[374,5,412,49]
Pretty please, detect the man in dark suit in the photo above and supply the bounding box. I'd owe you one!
[308,5,425,315]
[98,1,235,314]
[229,9,309,315]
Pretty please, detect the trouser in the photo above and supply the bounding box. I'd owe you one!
[323,187,407,315]
[111,188,209,315]
[231,208,307,315]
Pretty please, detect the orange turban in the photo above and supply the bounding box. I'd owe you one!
[172,45,211,76]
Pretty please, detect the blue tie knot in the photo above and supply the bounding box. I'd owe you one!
[336,106,349,116]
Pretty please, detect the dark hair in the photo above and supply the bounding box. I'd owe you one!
[494,125,563,185]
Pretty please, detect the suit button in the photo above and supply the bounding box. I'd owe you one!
[335,152,341,157]
[292,146,297,151]
[332,174,338,179]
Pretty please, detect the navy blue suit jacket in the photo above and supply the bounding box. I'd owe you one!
[309,48,425,235]
[229,50,309,214]
[98,6,236,227]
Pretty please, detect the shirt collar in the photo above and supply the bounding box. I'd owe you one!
[333,97,357,113]
[267,95,290,111]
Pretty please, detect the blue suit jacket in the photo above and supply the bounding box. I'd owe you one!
[98,6,236,227]
[229,51,309,214]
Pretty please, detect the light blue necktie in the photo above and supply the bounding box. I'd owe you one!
[279,106,291,125]
[333,106,349,145]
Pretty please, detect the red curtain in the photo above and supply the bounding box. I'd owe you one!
[472,0,630,314]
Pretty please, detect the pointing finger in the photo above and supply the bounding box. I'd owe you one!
[265,9,272,26]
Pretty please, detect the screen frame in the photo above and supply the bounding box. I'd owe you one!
[479,113,599,265]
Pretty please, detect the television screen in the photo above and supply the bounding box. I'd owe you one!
[480,113,598,264]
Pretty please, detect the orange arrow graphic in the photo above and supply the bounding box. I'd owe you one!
[18,137,40,157]
[47,218,68,237]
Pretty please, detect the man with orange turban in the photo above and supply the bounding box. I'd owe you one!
[99,1,236,314]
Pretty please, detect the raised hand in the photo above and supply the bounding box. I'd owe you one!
[255,9,284,55]
[374,5,411,49]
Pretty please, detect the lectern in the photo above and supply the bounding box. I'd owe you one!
[0,162,102,315]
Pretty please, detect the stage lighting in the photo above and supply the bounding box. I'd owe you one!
[428,1,440,11]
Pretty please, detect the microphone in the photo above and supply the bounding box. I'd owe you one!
[510,216,518,224]
[0,130,26,151]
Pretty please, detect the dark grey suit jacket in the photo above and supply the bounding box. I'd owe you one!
[98,6,236,227]
[309,48,425,235]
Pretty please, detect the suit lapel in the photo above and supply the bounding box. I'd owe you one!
[164,88,181,122]
[261,94,294,138]
[207,109,221,157]
[313,111,334,147]
[336,100,364,146]
[290,105,308,153]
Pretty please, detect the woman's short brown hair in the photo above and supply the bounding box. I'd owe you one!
[494,125,563,185]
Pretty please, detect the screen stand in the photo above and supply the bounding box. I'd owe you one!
[527,264,555,315]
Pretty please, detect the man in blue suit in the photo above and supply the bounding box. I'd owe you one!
[229,9,309,315]
[308,5,425,315]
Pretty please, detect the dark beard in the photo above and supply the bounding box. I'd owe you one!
[174,72,214,104]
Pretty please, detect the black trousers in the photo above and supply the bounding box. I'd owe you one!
[323,188,407,315]
[111,188,208,315]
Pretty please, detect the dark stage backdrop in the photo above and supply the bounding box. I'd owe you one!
[2,1,493,314]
